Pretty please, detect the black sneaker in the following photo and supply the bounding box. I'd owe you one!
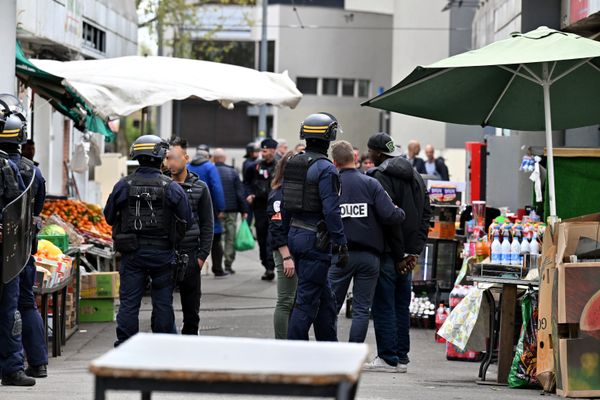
[2,370,36,386]
[261,271,275,281]
[225,267,236,275]
[25,365,47,378]
[214,271,230,278]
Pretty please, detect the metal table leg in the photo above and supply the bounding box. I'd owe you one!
[479,289,497,381]
[60,285,67,346]
[94,377,106,400]
[52,291,59,357]
[336,381,353,400]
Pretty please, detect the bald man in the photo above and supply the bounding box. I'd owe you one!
[424,145,449,181]
[406,140,426,174]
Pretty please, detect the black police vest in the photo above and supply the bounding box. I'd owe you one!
[282,151,328,214]
[120,174,172,243]
[17,156,36,196]
[179,175,204,251]
[0,150,21,208]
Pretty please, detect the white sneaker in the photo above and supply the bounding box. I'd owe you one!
[397,364,408,373]
[363,357,397,373]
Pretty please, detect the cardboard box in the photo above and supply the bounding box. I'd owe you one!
[429,222,456,239]
[553,262,600,397]
[79,299,116,323]
[80,272,120,299]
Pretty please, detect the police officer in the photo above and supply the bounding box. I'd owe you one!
[104,135,193,346]
[165,137,214,335]
[246,138,278,281]
[327,140,405,344]
[283,112,347,341]
[0,110,48,379]
[242,142,259,226]
[0,95,34,386]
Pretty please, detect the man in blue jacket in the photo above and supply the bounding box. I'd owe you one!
[213,148,247,274]
[188,145,228,277]
[328,140,405,344]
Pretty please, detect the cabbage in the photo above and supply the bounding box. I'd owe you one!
[40,224,66,236]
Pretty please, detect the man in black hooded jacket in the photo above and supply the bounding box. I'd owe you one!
[364,132,431,373]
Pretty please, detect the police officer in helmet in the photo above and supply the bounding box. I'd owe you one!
[104,135,193,346]
[0,94,34,386]
[284,112,347,341]
[0,99,48,380]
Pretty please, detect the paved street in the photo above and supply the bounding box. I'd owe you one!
[4,249,546,399]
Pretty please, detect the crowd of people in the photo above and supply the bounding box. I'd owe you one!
[99,112,450,379]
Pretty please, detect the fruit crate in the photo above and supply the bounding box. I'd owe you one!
[38,233,69,252]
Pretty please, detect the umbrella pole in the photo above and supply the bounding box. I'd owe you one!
[542,63,557,219]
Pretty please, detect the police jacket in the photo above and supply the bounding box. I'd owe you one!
[248,158,277,207]
[242,158,257,196]
[215,162,248,213]
[339,168,405,255]
[267,187,288,250]
[368,156,431,260]
[8,152,46,216]
[173,170,214,261]
[188,154,225,233]
[0,151,25,205]
[284,150,345,247]
[104,167,193,266]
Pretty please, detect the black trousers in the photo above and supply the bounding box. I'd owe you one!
[211,233,225,274]
[253,205,274,272]
[179,251,201,335]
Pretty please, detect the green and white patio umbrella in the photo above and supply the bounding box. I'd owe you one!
[363,26,600,218]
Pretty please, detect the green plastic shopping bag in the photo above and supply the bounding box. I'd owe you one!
[234,220,255,251]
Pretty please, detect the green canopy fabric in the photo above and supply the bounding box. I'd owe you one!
[15,42,114,140]
[363,26,600,218]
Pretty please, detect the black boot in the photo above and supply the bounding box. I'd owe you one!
[261,271,275,281]
[25,365,47,378]
[2,370,36,386]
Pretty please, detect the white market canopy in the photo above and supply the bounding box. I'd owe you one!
[31,55,303,120]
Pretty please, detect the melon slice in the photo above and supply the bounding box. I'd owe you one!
[580,289,600,340]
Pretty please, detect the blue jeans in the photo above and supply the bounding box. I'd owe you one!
[329,250,379,343]
[0,277,24,376]
[287,227,337,341]
[116,257,176,346]
[18,257,48,366]
[371,254,412,366]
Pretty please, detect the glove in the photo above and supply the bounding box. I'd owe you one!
[333,244,349,268]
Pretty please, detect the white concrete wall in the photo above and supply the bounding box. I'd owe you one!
[389,0,450,151]
[34,94,66,195]
[274,5,393,152]
[344,0,394,15]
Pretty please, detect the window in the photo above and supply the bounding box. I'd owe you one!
[82,21,106,53]
[322,78,339,95]
[358,80,370,97]
[296,77,318,95]
[342,79,355,96]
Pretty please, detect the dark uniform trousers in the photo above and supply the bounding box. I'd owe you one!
[287,227,337,341]
[18,256,48,367]
[178,249,202,335]
[0,277,24,376]
[116,253,176,346]
[253,203,274,272]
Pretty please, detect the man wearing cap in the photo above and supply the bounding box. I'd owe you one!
[246,138,278,281]
[188,144,228,277]
[242,142,260,226]
[365,132,431,373]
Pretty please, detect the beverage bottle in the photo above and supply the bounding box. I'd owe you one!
[435,304,448,343]
[521,234,531,257]
[491,234,502,264]
[511,231,521,265]
[501,233,512,265]
[530,232,540,255]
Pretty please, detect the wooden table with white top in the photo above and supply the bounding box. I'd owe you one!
[90,333,369,400]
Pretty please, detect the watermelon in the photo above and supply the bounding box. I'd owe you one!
[40,224,66,236]
[581,289,600,340]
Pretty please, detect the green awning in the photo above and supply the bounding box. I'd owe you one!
[15,42,114,140]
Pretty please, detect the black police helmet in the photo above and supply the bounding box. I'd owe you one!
[130,135,169,160]
[0,114,27,145]
[0,94,26,139]
[299,112,340,141]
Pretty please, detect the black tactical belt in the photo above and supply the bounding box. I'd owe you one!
[137,239,172,250]
[290,218,318,232]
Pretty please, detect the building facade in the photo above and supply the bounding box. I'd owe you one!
[16,0,137,200]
